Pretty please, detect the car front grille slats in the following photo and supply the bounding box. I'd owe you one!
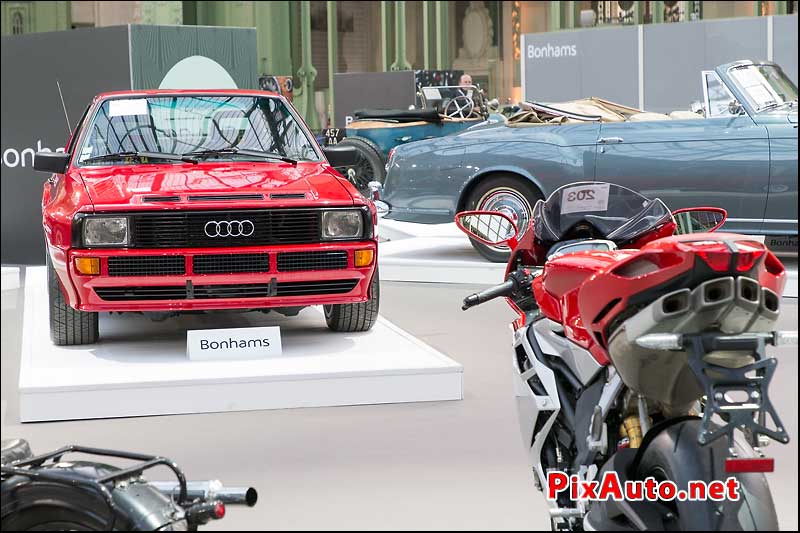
[192,253,270,274]
[130,209,321,248]
[276,280,358,296]
[277,251,348,272]
[107,256,186,276]
[94,279,359,301]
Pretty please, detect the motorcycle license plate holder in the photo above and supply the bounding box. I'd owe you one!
[684,334,789,448]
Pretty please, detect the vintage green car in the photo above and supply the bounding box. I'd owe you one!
[333,85,502,195]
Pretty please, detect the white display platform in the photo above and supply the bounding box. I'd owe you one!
[1,266,20,291]
[378,219,507,285]
[19,267,463,422]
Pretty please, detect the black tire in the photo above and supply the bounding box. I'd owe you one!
[324,271,380,332]
[463,173,543,263]
[636,419,778,531]
[47,255,99,346]
[335,137,386,197]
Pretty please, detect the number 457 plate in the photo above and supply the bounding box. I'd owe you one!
[561,183,610,214]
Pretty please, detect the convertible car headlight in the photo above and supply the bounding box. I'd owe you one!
[83,217,129,246]
[321,210,363,240]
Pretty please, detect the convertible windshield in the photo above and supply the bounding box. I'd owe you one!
[533,182,671,243]
[728,64,798,112]
[76,95,320,166]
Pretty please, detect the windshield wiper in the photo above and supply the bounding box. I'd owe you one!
[183,147,298,166]
[82,151,198,165]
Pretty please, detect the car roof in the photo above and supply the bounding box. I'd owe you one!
[93,88,281,102]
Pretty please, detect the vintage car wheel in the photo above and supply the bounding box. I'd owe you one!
[465,174,542,263]
[47,255,99,346]
[324,271,379,332]
[335,137,386,197]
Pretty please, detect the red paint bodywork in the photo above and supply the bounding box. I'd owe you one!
[42,89,378,312]
[532,233,785,366]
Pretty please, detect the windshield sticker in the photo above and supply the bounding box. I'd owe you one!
[422,87,442,100]
[80,145,93,159]
[109,99,149,117]
[561,183,610,214]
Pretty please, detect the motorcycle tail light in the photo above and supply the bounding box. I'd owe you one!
[724,457,774,473]
[213,502,226,519]
[734,240,766,272]
[679,241,731,272]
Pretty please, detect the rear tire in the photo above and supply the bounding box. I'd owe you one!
[464,174,542,263]
[335,137,386,197]
[636,419,778,531]
[47,255,99,346]
[324,271,380,332]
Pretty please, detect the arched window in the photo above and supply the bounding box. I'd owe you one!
[12,11,25,34]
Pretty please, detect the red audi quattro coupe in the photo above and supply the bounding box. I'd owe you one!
[35,89,378,345]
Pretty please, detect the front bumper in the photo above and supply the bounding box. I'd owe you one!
[60,241,377,312]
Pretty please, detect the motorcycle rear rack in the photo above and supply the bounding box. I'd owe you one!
[0,445,188,529]
[683,333,789,449]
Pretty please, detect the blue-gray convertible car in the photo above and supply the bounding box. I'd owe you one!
[379,61,798,261]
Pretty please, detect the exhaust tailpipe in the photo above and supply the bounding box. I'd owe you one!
[149,480,258,507]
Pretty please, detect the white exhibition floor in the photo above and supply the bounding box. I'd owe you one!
[19,266,463,422]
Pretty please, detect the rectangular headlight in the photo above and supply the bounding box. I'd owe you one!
[321,210,363,240]
[83,217,129,246]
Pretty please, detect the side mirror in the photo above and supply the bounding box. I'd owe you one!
[323,145,359,168]
[728,99,744,116]
[455,210,518,248]
[33,152,70,174]
[672,207,727,235]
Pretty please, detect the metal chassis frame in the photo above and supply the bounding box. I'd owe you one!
[1,445,188,530]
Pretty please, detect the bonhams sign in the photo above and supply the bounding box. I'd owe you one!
[527,43,578,59]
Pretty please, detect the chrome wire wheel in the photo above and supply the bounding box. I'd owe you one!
[476,187,532,253]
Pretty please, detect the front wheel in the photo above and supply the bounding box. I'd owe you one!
[464,174,542,263]
[636,419,778,530]
[324,271,380,332]
[47,255,99,345]
[334,137,386,197]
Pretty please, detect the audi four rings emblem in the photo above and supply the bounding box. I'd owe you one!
[204,220,255,238]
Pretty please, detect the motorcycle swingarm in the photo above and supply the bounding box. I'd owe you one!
[684,333,789,448]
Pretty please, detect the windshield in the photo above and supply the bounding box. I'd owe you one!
[76,95,320,166]
[727,64,798,112]
[533,182,671,244]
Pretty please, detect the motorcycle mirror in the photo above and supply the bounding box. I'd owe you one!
[455,210,518,247]
[672,207,727,235]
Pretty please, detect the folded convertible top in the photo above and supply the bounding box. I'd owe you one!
[354,108,442,123]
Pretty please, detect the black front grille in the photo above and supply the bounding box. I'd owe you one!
[95,279,359,301]
[193,253,270,274]
[95,286,187,301]
[276,279,359,296]
[277,251,348,272]
[130,209,321,248]
[107,256,185,276]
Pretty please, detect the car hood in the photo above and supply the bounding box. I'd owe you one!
[77,161,355,210]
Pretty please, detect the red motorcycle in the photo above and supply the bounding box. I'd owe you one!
[456,182,795,531]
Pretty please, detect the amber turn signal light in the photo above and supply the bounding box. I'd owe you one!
[75,257,100,275]
[354,249,374,268]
